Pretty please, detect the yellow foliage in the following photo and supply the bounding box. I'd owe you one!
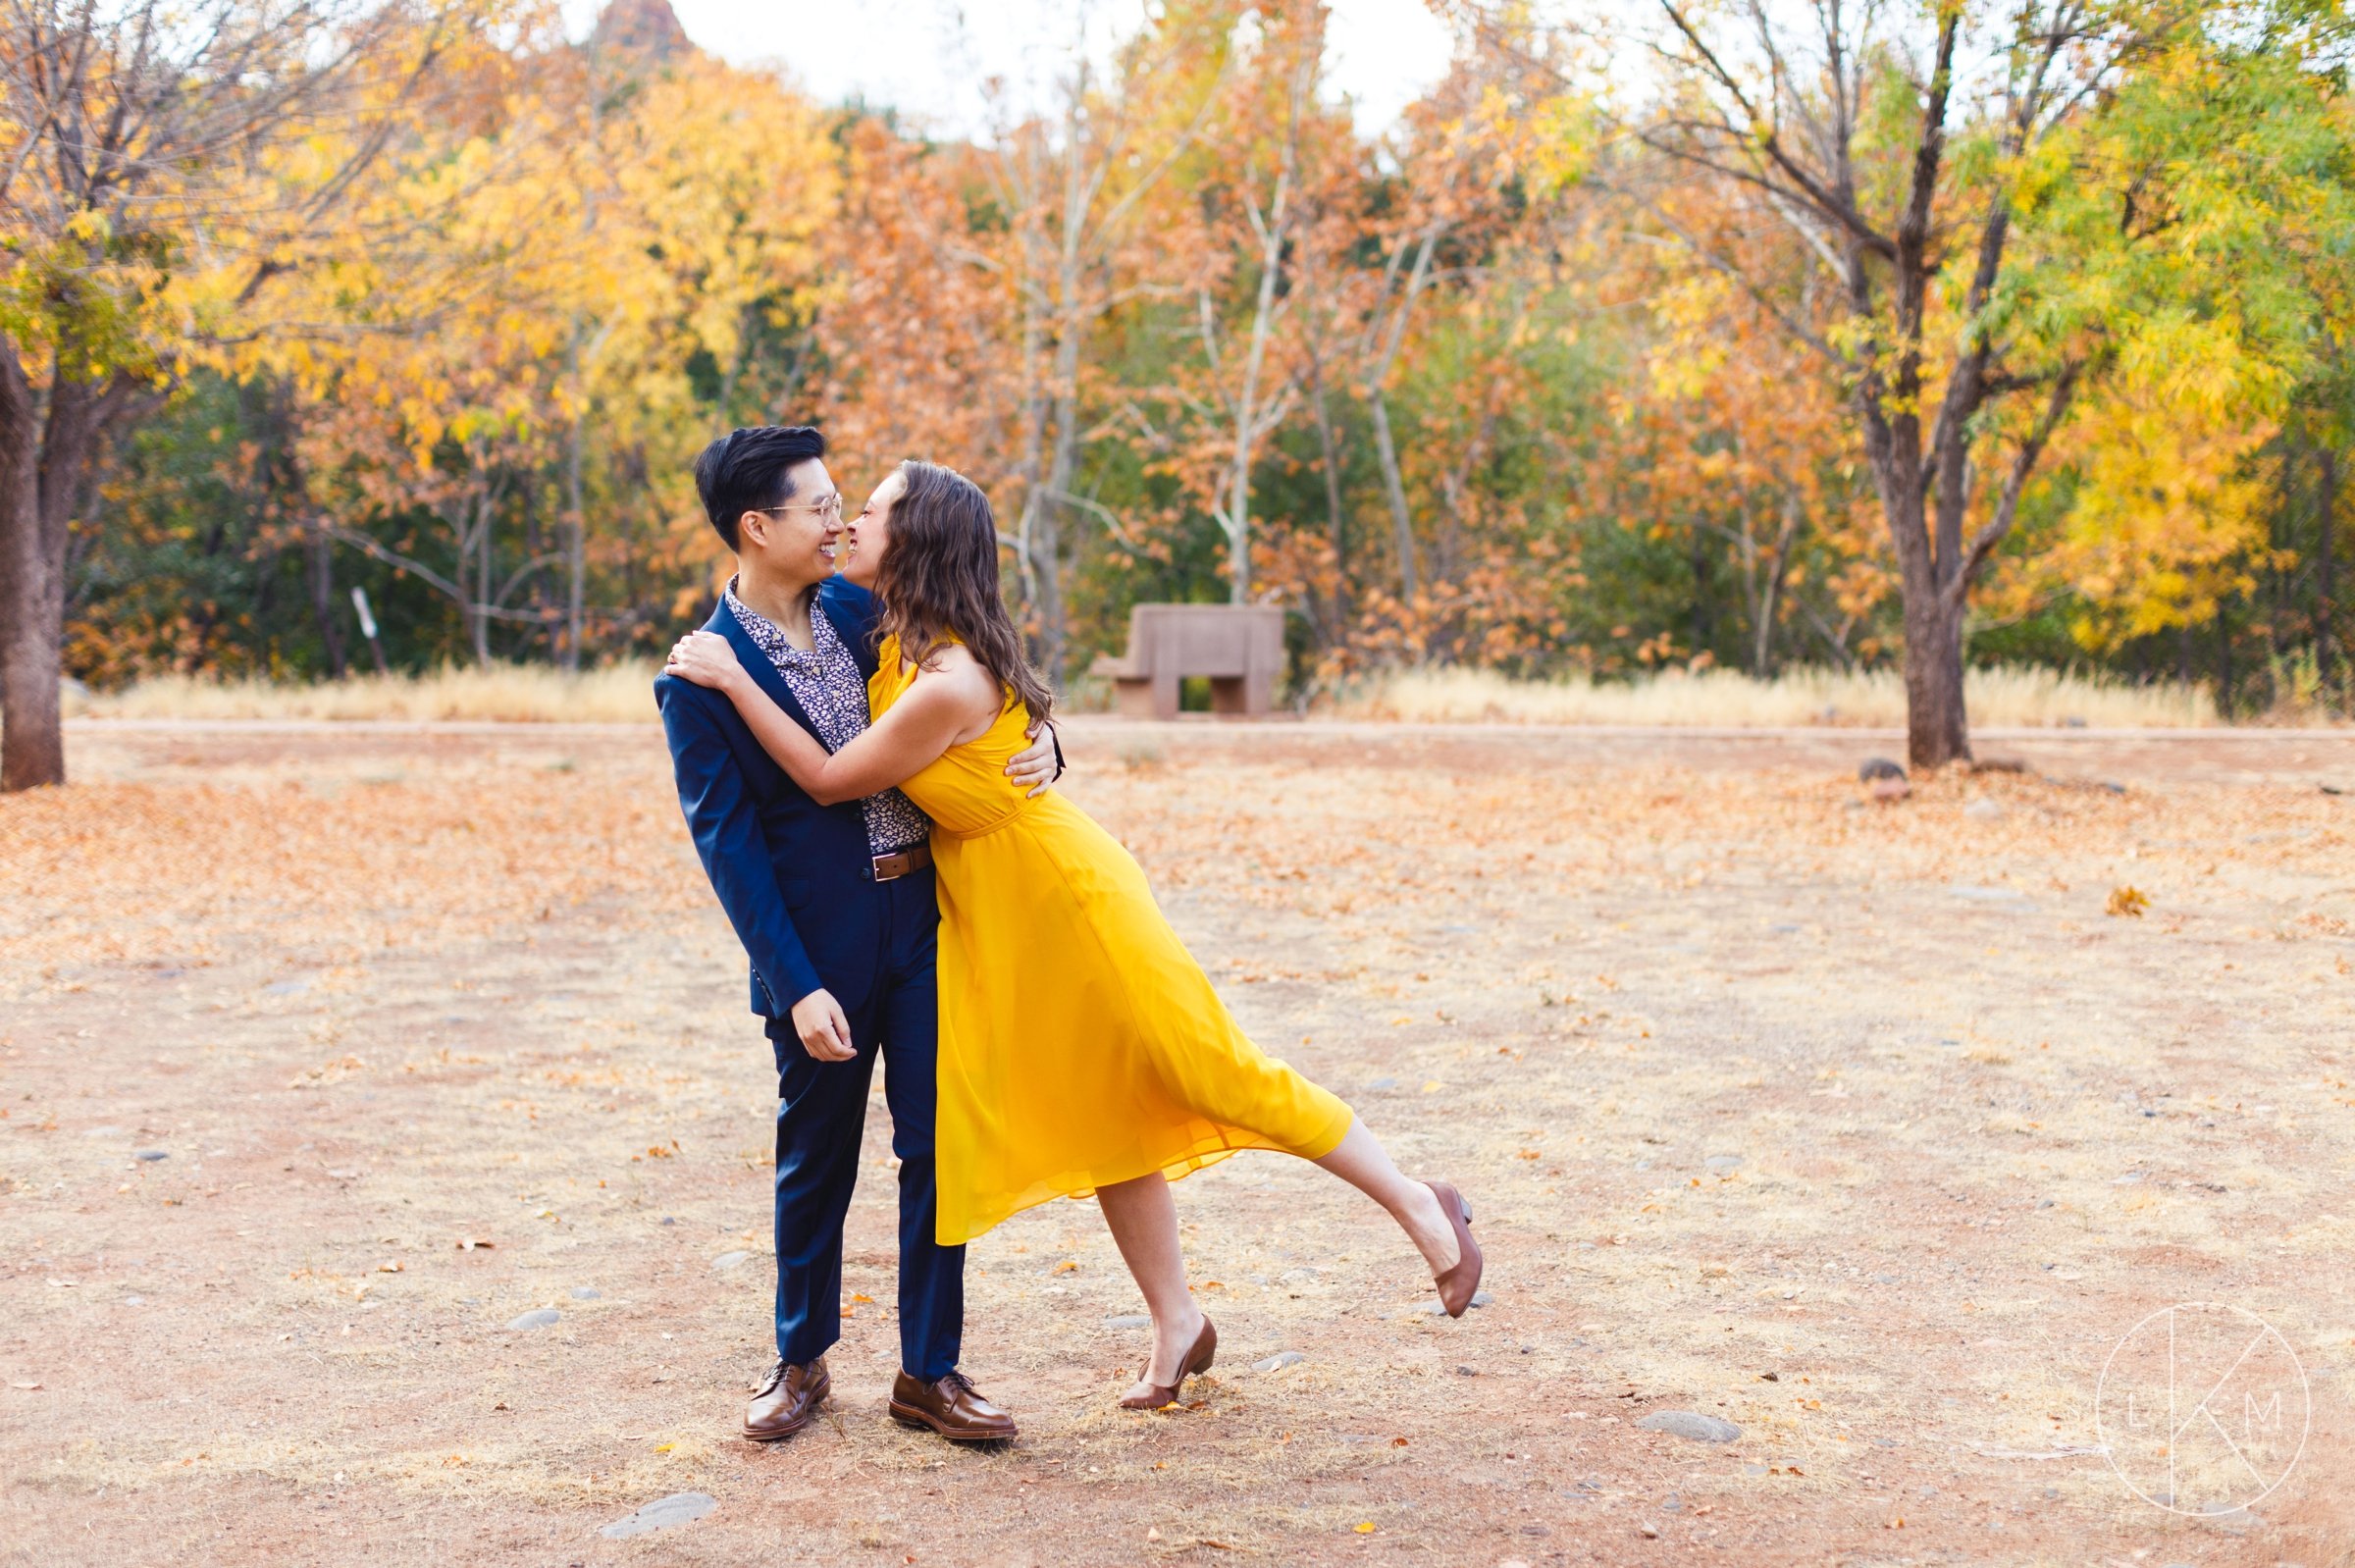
[2044,376,2273,650]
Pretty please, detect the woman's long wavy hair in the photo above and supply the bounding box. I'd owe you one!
[872,460,1056,724]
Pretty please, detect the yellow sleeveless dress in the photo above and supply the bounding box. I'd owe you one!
[870,636,1355,1245]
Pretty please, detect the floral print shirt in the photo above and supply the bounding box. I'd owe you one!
[724,578,930,856]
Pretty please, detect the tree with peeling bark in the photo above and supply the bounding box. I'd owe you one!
[1353,49,1560,615]
[944,8,1227,677]
[804,41,1220,677]
[1180,5,1331,605]
[0,0,483,791]
[1363,224,1441,606]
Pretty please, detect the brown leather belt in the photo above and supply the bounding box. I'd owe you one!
[870,842,932,882]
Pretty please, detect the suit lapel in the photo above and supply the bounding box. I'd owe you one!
[709,599,823,745]
[819,579,881,678]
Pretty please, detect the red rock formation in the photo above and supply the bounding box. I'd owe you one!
[589,0,693,62]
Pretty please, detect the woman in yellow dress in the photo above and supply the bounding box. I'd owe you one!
[665,460,1481,1409]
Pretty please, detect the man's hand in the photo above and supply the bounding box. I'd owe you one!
[1005,719,1061,799]
[789,988,857,1062]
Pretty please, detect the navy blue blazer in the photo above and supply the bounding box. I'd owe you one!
[655,577,902,1025]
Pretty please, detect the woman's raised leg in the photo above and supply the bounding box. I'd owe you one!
[1095,1123,1474,1406]
[1313,1120,1462,1279]
[1095,1172,1210,1398]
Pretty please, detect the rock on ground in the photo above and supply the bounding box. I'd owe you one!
[1636,1410,1742,1443]
[600,1491,716,1539]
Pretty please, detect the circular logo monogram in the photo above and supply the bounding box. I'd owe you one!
[2095,1302,2309,1515]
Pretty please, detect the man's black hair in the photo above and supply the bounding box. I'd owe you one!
[693,425,827,551]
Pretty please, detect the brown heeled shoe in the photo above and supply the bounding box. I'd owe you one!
[1119,1316,1217,1410]
[1427,1180,1484,1317]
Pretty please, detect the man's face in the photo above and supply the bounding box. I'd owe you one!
[737,457,843,587]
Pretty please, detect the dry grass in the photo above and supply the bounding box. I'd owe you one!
[48,658,2248,731]
[62,661,663,723]
[1331,662,2225,728]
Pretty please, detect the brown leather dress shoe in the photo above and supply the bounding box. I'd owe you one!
[745,1356,830,1441]
[889,1369,1019,1442]
[1427,1179,1484,1317]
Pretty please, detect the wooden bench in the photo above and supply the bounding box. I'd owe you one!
[1089,603,1285,719]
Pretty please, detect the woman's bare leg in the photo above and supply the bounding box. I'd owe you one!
[1095,1172,1208,1393]
[1096,1122,1459,1393]
[1313,1120,1460,1277]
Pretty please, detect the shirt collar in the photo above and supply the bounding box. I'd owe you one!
[725,576,832,664]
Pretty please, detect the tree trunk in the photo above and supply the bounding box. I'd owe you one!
[2216,609,2235,714]
[1,354,108,791]
[1033,278,1081,684]
[1221,162,1293,608]
[1029,487,1065,687]
[2319,444,2338,679]
[472,494,494,667]
[1688,532,1714,654]
[1308,353,1347,638]
[1002,132,1049,668]
[1224,421,1254,605]
[258,381,342,680]
[1902,592,1970,769]
[0,415,63,791]
[1364,231,1435,607]
[1753,491,1800,676]
[0,530,63,789]
[1369,389,1415,602]
[564,320,587,671]
[307,518,347,678]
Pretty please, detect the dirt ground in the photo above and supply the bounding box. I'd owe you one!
[3,715,2352,1566]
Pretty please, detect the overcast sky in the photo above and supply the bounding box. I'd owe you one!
[564,0,1459,138]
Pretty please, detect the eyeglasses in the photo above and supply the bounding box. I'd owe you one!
[753,494,842,522]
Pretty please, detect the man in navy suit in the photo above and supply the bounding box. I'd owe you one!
[656,426,1060,1443]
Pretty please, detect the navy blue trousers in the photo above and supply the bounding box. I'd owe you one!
[766,866,964,1380]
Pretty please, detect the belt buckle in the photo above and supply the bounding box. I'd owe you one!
[872,850,909,882]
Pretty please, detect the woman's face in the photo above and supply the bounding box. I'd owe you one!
[844,470,903,589]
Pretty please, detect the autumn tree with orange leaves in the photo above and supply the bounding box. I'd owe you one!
[0,0,505,789]
[1468,0,2355,764]
[24,0,2355,762]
